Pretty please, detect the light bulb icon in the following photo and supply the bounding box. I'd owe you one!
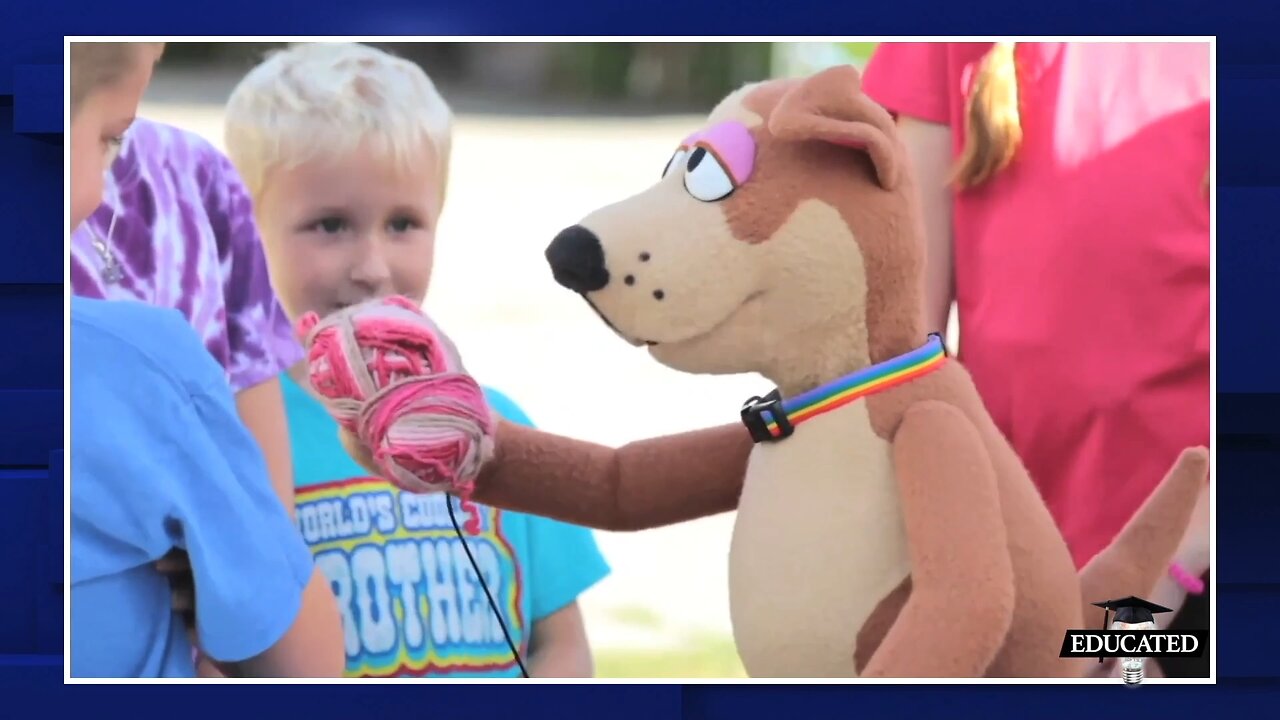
[1112,619,1157,686]
[1093,596,1175,686]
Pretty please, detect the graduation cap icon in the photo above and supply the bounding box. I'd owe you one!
[1092,596,1175,628]
[1090,596,1175,665]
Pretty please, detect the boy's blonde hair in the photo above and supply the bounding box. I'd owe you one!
[224,42,454,206]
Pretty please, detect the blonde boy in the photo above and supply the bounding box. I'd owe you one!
[224,42,609,679]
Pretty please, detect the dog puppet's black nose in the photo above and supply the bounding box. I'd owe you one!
[546,225,610,293]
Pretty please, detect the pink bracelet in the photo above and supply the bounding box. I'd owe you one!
[1169,562,1206,595]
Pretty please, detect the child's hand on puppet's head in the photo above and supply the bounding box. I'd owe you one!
[297,296,496,497]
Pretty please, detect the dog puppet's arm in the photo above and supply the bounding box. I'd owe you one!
[860,401,1016,678]
[469,420,753,531]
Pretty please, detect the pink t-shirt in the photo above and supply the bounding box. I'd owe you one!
[863,42,1210,568]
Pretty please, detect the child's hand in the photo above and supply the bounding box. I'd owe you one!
[156,549,206,665]
[156,549,196,632]
[1140,470,1210,624]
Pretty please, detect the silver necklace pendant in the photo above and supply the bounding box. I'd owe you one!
[91,214,123,285]
[99,253,123,284]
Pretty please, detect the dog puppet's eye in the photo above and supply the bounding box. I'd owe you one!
[662,148,687,178]
[683,146,735,202]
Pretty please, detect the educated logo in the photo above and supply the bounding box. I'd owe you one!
[1060,596,1207,686]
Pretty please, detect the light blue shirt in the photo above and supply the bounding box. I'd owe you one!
[281,375,610,678]
[70,297,315,678]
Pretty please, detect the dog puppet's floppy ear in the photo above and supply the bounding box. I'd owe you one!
[768,64,901,190]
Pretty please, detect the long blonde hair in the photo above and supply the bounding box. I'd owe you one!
[951,42,1210,197]
[951,43,1022,190]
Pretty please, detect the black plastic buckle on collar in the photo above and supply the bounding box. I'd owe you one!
[927,331,950,358]
[740,389,794,444]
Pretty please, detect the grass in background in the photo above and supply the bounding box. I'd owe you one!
[839,42,880,63]
[595,631,747,679]
[608,604,666,630]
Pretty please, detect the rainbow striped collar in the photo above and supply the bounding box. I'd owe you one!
[740,333,949,443]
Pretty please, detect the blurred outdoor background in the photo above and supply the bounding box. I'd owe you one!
[142,41,951,679]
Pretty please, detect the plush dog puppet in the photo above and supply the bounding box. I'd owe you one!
[335,65,1208,678]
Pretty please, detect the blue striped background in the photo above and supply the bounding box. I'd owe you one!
[2,0,1272,712]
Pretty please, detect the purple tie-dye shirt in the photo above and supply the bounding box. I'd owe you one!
[70,118,302,392]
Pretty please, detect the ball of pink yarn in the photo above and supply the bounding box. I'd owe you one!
[295,295,495,495]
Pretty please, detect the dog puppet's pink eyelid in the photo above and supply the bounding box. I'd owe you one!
[679,121,756,185]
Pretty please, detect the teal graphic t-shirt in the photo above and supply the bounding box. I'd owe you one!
[281,375,610,678]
